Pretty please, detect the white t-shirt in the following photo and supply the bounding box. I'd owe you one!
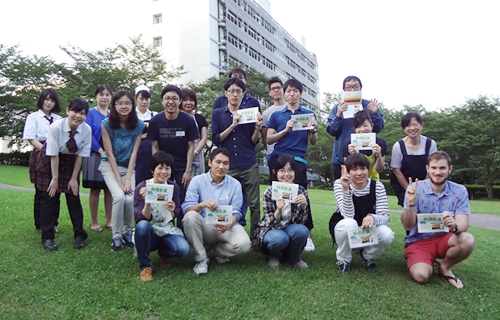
[262,104,286,155]
[390,135,437,169]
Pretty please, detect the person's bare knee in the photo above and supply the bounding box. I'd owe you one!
[409,263,433,284]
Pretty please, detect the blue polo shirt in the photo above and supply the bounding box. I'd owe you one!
[268,105,317,158]
[403,179,470,244]
[211,106,258,170]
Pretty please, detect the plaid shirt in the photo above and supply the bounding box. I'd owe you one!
[252,185,308,249]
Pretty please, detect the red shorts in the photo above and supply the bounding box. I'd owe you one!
[403,233,454,268]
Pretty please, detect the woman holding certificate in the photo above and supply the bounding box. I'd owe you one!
[390,112,437,206]
[253,155,310,269]
[100,91,144,251]
[134,151,190,281]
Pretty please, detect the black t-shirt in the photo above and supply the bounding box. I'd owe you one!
[148,111,200,172]
[194,113,208,136]
[342,136,388,158]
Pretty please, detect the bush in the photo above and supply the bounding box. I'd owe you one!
[464,185,500,200]
[0,151,30,166]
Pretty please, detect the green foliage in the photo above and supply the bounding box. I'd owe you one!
[306,122,334,187]
[0,36,183,146]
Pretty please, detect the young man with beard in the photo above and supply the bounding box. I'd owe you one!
[402,151,475,288]
[211,78,263,236]
[182,148,251,275]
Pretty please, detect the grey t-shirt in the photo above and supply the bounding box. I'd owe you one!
[391,135,437,169]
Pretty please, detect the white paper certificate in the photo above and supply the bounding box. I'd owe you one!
[145,183,174,204]
[206,205,233,224]
[351,133,376,151]
[237,107,259,124]
[342,90,363,119]
[291,114,314,131]
[417,214,449,233]
[271,181,299,203]
[347,227,379,249]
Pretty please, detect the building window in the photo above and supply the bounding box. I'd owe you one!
[153,14,162,24]
[153,37,162,47]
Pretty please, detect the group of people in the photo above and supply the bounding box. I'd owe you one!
[22,70,475,287]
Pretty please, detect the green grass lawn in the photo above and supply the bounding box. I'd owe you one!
[1,184,500,319]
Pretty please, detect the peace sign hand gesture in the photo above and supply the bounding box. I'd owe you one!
[405,177,419,207]
[340,165,351,193]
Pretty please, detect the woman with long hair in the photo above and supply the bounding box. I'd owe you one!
[100,91,144,251]
[23,88,62,233]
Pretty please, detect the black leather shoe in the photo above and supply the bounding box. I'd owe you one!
[73,236,85,249]
[42,239,58,251]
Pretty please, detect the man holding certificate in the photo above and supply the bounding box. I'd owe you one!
[211,78,263,236]
[401,151,475,288]
[331,153,394,273]
[182,148,251,275]
[327,76,384,182]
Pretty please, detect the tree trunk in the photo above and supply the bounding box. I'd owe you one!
[485,184,494,200]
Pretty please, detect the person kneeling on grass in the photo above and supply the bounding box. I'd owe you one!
[252,155,309,268]
[133,151,190,281]
[330,153,394,273]
[401,151,475,288]
[181,148,251,275]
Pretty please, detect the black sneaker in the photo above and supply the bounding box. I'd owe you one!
[360,250,378,271]
[111,237,123,251]
[73,236,85,249]
[122,233,134,248]
[337,260,350,273]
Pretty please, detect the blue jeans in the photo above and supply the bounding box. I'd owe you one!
[263,224,309,263]
[134,220,190,270]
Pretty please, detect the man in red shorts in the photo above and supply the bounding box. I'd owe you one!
[401,151,475,288]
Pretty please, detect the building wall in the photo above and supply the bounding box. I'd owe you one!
[147,0,320,108]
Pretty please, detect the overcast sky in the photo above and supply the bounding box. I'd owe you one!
[2,0,499,111]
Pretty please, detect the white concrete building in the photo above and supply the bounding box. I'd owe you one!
[145,0,320,109]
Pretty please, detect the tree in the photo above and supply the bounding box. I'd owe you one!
[0,44,67,146]
[60,35,184,112]
[306,122,334,187]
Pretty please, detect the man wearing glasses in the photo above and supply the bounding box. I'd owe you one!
[148,85,199,219]
[327,76,385,181]
[211,78,263,237]
[262,77,287,163]
[212,67,260,111]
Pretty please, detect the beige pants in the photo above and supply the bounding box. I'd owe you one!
[183,210,251,262]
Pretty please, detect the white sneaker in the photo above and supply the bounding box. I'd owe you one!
[193,258,209,275]
[304,237,315,252]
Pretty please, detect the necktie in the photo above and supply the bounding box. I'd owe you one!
[67,131,78,154]
[44,116,53,124]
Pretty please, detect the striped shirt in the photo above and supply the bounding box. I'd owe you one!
[333,178,390,226]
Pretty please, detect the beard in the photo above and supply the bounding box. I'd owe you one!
[429,172,449,186]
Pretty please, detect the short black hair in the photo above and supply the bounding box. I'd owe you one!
[224,78,246,92]
[228,67,246,79]
[283,79,303,94]
[67,98,89,115]
[161,85,182,100]
[272,154,296,183]
[150,150,175,172]
[352,110,372,129]
[37,88,62,113]
[344,153,370,172]
[109,91,139,130]
[210,147,231,161]
[95,85,113,97]
[427,151,452,166]
[401,112,423,129]
[267,77,283,90]
[342,76,362,90]
[136,90,151,99]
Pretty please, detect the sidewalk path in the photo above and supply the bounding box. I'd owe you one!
[1,183,499,231]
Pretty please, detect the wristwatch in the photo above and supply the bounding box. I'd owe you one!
[452,224,459,233]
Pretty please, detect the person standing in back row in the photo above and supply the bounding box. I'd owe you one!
[327,76,384,181]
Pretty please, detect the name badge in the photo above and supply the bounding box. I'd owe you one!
[219,194,229,201]
[176,131,185,137]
